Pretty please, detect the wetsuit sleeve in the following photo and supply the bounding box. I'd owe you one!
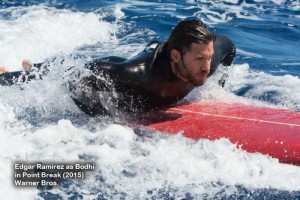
[209,35,236,77]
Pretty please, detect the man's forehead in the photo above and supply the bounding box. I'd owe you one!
[190,42,214,54]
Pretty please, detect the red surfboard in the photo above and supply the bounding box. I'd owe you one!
[138,102,300,166]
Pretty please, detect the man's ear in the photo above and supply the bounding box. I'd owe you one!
[170,49,181,63]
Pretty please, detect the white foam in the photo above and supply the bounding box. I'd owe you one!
[0,59,83,116]
[224,64,300,111]
[192,1,263,25]
[2,64,300,198]
[237,49,263,58]
[185,63,300,112]
[1,75,300,198]
[195,0,297,24]
[270,0,287,4]
[2,116,300,199]
[0,5,116,70]
[290,1,300,11]
[113,5,125,19]
[0,103,38,199]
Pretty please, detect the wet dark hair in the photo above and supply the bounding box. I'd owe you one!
[167,19,215,56]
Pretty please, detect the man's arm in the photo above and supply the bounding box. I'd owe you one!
[0,59,52,86]
[85,43,162,89]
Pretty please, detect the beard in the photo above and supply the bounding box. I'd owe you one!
[174,62,209,87]
[185,70,208,87]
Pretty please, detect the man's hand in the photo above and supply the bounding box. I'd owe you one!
[22,59,32,71]
[0,66,9,74]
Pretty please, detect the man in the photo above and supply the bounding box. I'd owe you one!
[70,19,235,115]
[0,19,236,115]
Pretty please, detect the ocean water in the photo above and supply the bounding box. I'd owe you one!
[0,0,300,199]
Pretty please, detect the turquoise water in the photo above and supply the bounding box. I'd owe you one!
[0,0,299,199]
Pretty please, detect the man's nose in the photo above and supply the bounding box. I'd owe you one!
[202,59,211,72]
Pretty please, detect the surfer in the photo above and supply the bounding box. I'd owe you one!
[70,19,236,115]
[0,19,236,115]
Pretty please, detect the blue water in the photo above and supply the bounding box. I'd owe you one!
[0,0,300,199]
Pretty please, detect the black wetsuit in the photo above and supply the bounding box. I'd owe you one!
[70,35,236,115]
[0,35,235,115]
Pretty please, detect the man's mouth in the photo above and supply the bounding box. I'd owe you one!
[198,71,208,78]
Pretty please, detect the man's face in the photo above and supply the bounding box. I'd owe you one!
[178,41,214,86]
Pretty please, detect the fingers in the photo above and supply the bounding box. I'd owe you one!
[0,66,9,74]
[22,59,32,71]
